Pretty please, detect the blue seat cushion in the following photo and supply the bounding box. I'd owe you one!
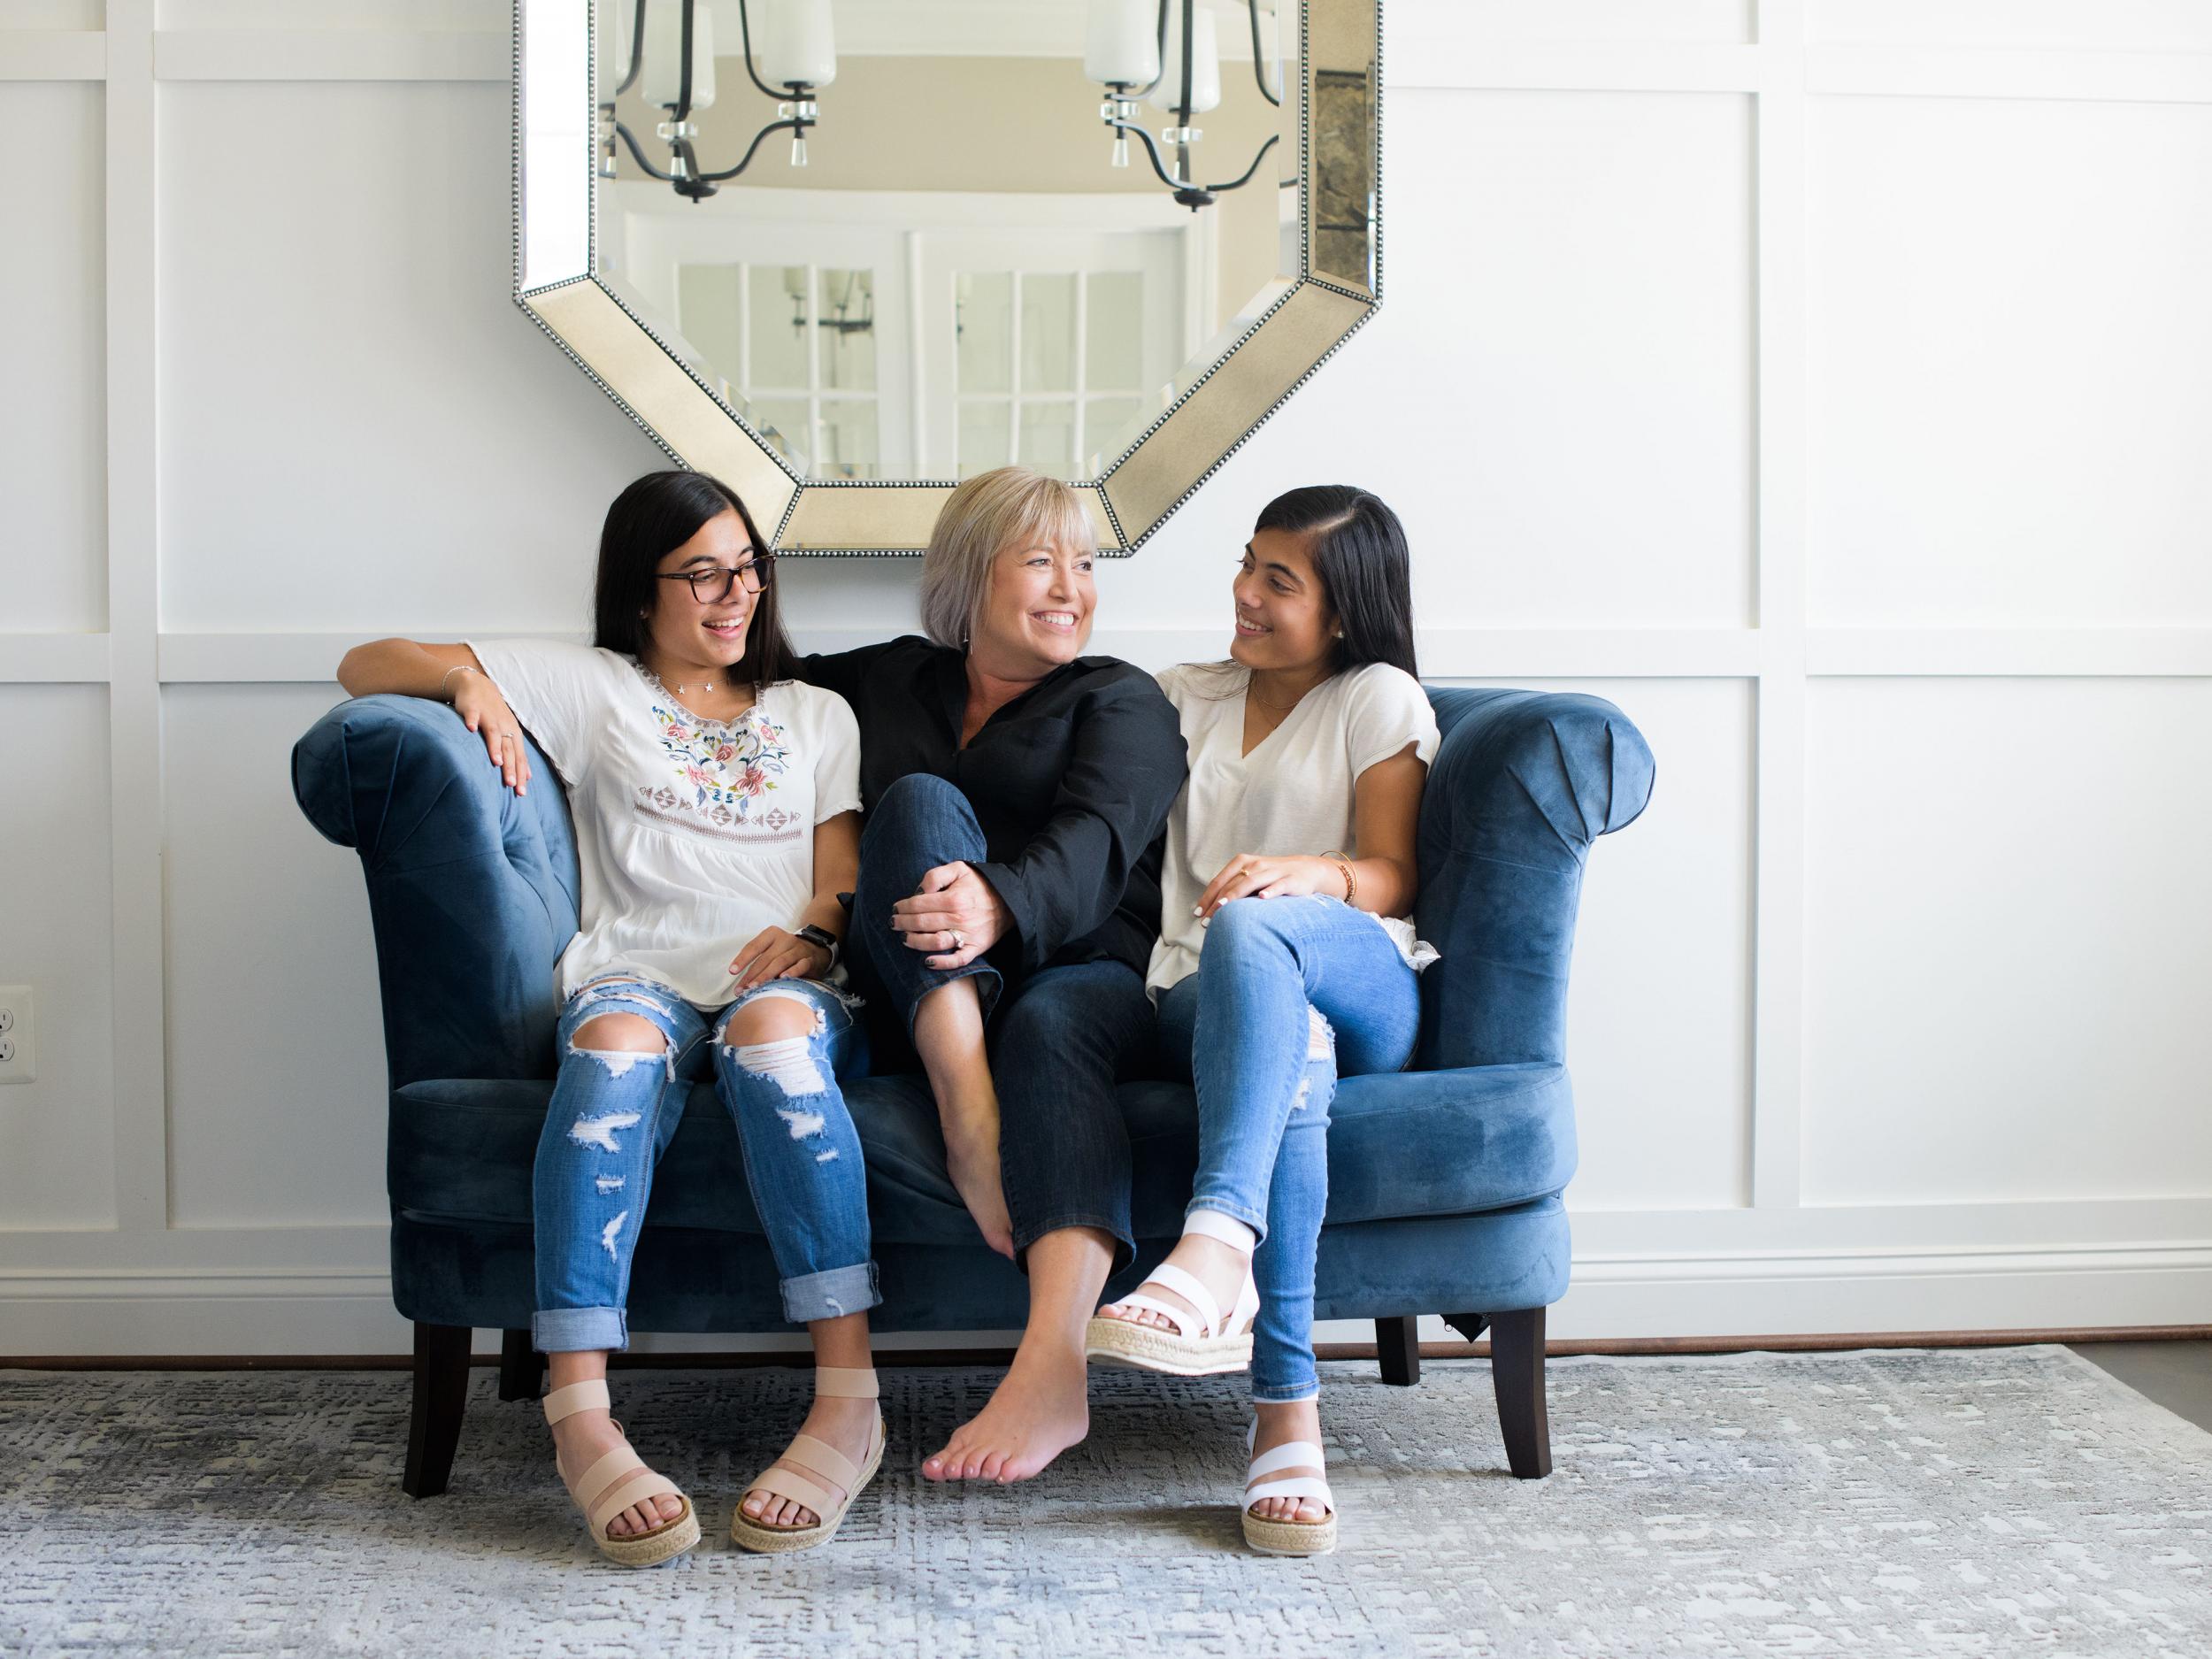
[389,1064,1576,1243]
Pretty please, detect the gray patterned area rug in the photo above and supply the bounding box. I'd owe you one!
[4,1348,2210,1658]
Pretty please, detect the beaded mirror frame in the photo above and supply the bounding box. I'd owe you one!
[512,0,1380,555]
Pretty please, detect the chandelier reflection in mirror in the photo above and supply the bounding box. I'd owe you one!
[1086,0,1288,211]
[601,0,837,202]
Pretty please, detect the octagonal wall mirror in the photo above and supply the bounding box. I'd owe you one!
[515,0,1379,553]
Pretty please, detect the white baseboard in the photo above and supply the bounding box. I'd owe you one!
[5,1243,2207,1357]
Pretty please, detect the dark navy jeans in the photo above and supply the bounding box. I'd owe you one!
[845,772,1153,1269]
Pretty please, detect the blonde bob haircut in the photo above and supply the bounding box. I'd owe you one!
[918,465,1098,650]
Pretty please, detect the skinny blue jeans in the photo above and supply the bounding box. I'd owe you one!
[1155,895,1422,1402]
[532,974,873,1353]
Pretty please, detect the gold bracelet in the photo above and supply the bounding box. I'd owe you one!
[1322,850,1356,907]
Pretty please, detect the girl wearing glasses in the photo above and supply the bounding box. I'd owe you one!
[338,471,882,1563]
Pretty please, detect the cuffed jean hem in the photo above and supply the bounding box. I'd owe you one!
[1183,1192,1269,1247]
[780,1261,882,1325]
[1015,1211,1135,1274]
[533,1304,629,1354]
[1252,1383,1321,1405]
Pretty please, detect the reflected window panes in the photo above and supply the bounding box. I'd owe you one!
[1021,274,1078,394]
[1084,396,1148,468]
[957,402,1012,480]
[751,396,811,464]
[671,260,892,480]
[1018,404,1074,474]
[956,273,1013,396]
[818,399,880,480]
[1084,273,1143,385]
[959,266,1162,480]
[750,268,810,388]
[818,268,876,394]
[676,265,745,396]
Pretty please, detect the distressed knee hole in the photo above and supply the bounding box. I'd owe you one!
[733,1034,830,1102]
[718,987,826,1049]
[569,1009,668,1059]
[567,1110,645,1152]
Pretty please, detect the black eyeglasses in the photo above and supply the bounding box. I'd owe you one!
[657,555,775,603]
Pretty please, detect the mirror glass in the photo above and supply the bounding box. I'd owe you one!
[590,0,1302,482]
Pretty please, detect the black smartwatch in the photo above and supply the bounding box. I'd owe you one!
[795,924,840,970]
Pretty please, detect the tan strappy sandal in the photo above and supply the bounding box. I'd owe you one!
[728,1365,885,1555]
[541,1379,701,1568]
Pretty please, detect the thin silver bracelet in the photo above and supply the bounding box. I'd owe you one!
[438,664,478,703]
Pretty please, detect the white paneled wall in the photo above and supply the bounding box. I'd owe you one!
[2,0,2208,1353]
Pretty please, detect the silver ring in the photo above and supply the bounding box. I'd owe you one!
[949,930,967,950]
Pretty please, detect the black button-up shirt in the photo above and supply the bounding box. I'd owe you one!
[795,636,1187,979]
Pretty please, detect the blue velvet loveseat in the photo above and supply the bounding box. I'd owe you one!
[292,685,1653,1495]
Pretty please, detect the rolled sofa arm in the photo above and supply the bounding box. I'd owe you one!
[1415,688,1656,1072]
[292,694,580,1089]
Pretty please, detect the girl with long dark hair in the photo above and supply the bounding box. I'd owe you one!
[1085,485,1438,1556]
[338,471,883,1563]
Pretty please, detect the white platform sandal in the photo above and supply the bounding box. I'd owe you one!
[542,1379,701,1568]
[1085,1212,1262,1376]
[1241,1420,1338,1556]
[729,1365,886,1555]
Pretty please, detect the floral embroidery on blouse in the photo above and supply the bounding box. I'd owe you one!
[636,669,791,821]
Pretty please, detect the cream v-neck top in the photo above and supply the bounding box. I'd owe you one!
[1145,660,1441,998]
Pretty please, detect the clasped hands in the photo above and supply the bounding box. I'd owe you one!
[893,863,1012,971]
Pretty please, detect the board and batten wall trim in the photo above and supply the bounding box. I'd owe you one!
[4,1,2208,1354]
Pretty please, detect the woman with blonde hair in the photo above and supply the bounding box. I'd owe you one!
[795,465,1186,1486]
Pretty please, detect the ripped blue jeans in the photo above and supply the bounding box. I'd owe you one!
[532,974,873,1353]
[1154,895,1422,1403]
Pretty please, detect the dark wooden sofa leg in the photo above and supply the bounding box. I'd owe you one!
[497,1328,544,1402]
[403,1321,472,1499]
[1376,1316,1421,1386]
[1486,1306,1552,1479]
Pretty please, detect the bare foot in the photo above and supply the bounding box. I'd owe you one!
[738,1392,879,1530]
[1247,1399,1331,1525]
[941,1104,1016,1259]
[922,1342,1088,1483]
[1094,1234,1248,1334]
[549,1410,687,1539]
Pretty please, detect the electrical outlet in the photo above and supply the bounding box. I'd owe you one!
[0,986,34,1084]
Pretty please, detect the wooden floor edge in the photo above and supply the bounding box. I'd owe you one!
[5,1325,2207,1371]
